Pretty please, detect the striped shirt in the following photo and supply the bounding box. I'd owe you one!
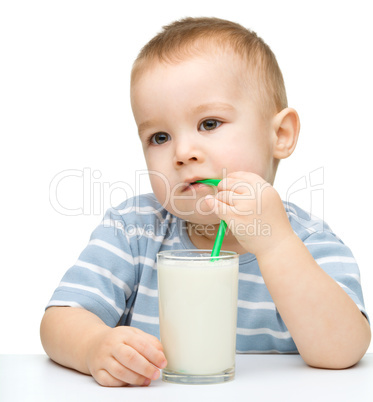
[47,193,369,353]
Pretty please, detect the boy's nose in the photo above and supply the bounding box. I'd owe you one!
[173,139,204,167]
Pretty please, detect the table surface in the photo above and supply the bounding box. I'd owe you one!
[1,354,372,402]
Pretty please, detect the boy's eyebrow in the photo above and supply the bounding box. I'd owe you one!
[192,102,235,114]
[138,120,155,136]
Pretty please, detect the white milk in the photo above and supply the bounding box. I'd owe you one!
[158,255,239,375]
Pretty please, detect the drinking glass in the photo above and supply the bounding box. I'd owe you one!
[157,250,239,384]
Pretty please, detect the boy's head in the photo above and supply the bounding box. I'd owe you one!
[130,17,299,224]
[131,17,288,118]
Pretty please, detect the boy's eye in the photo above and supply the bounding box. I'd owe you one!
[149,132,171,145]
[199,119,222,131]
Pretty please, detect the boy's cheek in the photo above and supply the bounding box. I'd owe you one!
[148,175,171,200]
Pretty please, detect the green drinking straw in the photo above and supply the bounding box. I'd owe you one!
[196,179,228,258]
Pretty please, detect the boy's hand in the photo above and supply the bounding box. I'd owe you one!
[86,326,167,387]
[205,171,294,257]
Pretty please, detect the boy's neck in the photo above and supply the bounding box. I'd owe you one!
[186,222,248,255]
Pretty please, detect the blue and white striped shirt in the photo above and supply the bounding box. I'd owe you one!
[47,193,368,353]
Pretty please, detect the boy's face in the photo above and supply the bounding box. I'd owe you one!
[131,52,278,224]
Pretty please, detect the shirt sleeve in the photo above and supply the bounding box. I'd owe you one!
[303,230,369,324]
[46,207,137,327]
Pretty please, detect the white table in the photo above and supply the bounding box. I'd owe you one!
[1,354,372,402]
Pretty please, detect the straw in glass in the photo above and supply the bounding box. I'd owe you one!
[195,179,227,258]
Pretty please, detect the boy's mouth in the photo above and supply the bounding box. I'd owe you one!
[181,178,212,192]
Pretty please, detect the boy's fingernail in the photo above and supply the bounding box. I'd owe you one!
[152,370,160,380]
[143,378,151,386]
[160,359,167,369]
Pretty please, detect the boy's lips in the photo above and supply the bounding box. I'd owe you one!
[181,177,216,192]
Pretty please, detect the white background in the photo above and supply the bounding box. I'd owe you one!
[1,0,372,354]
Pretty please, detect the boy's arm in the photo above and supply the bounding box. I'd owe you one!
[257,232,371,368]
[206,171,371,368]
[40,307,167,386]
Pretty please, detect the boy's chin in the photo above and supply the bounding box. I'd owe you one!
[168,198,215,218]
[177,212,220,226]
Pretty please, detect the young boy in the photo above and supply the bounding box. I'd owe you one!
[40,17,371,387]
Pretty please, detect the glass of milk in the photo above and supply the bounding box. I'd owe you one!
[157,250,239,384]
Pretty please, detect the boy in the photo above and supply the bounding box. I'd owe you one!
[40,17,371,387]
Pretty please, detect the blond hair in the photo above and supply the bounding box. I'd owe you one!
[131,17,288,116]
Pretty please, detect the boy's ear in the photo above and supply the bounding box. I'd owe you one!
[272,108,300,159]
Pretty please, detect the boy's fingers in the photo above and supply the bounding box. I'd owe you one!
[205,195,230,219]
[204,195,219,212]
[219,177,251,193]
[215,190,235,205]
[113,343,161,382]
[106,357,154,386]
[94,368,129,387]
[212,191,248,210]
[125,331,167,368]
[130,328,165,352]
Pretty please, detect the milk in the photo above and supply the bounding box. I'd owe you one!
[157,251,239,379]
